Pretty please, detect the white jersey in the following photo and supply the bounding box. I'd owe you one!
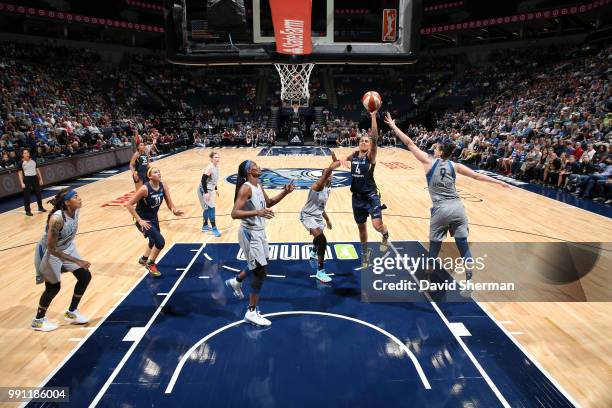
[240,182,266,231]
[38,209,79,250]
[301,186,331,219]
[206,164,219,190]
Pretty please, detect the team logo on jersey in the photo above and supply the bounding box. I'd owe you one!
[226,168,352,190]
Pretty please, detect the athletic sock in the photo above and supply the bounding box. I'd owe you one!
[236,274,244,283]
[36,306,47,319]
[248,305,256,312]
[69,294,82,312]
[382,232,389,240]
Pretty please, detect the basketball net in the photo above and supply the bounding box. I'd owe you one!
[274,63,314,105]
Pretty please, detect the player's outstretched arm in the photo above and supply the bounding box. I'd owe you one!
[455,163,512,189]
[264,181,295,207]
[369,111,379,163]
[312,161,341,192]
[384,113,432,166]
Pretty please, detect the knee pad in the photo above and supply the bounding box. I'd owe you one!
[250,264,268,293]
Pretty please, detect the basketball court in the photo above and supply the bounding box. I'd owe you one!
[1,147,610,407]
[0,0,611,407]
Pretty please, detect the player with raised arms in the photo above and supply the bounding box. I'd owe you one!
[300,152,341,283]
[344,91,390,268]
[384,112,511,279]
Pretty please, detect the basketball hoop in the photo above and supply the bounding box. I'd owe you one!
[274,63,314,105]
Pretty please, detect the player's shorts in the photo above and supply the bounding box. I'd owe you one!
[197,185,216,209]
[34,241,82,284]
[135,218,161,237]
[300,211,325,232]
[352,191,382,224]
[238,226,269,271]
[429,199,469,242]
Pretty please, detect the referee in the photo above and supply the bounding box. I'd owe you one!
[18,149,46,216]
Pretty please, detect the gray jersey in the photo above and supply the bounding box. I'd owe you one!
[301,186,331,218]
[38,209,79,250]
[241,182,266,231]
[207,164,219,191]
[426,159,460,203]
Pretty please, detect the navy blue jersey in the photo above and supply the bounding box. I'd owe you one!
[350,151,377,194]
[136,182,164,221]
[136,153,149,175]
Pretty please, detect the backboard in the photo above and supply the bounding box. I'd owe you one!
[164,0,421,65]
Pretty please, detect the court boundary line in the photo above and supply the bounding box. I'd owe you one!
[395,240,580,407]
[88,235,216,407]
[164,310,432,393]
[476,303,582,408]
[20,242,179,408]
[388,242,512,408]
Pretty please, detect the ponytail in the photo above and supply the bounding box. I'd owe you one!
[234,160,250,202]
[46,188,71,224]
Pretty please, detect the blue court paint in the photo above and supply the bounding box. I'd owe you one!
[28,242,576,408]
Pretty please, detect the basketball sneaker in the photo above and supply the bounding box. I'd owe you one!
[31,317,58,332]
[146,262,161,278]
[244,307,271,327]
[64,309,89,324]
[201,225,210,233]
[211,227,221,237]
[138,256,148,266]
[225,277,244,299]
[380,233,389,252]
[315,269,332,283]
[361,248,373,269]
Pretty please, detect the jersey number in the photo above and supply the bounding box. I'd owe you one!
[354,164,361,175]
[440,167,447,180]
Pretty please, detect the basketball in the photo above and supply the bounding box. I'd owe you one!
[362,91,382,112]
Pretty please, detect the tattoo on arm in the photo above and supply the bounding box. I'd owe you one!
[47,217,79,263]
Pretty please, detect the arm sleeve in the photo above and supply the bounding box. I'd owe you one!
[201,174,209,193]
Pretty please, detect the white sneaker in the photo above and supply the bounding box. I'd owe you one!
[31,317,58,332]
[64,309,89,324]
[225,278,244,299]
[244,307,271,327]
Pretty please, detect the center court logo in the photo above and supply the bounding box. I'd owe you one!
[226,168,352,190]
